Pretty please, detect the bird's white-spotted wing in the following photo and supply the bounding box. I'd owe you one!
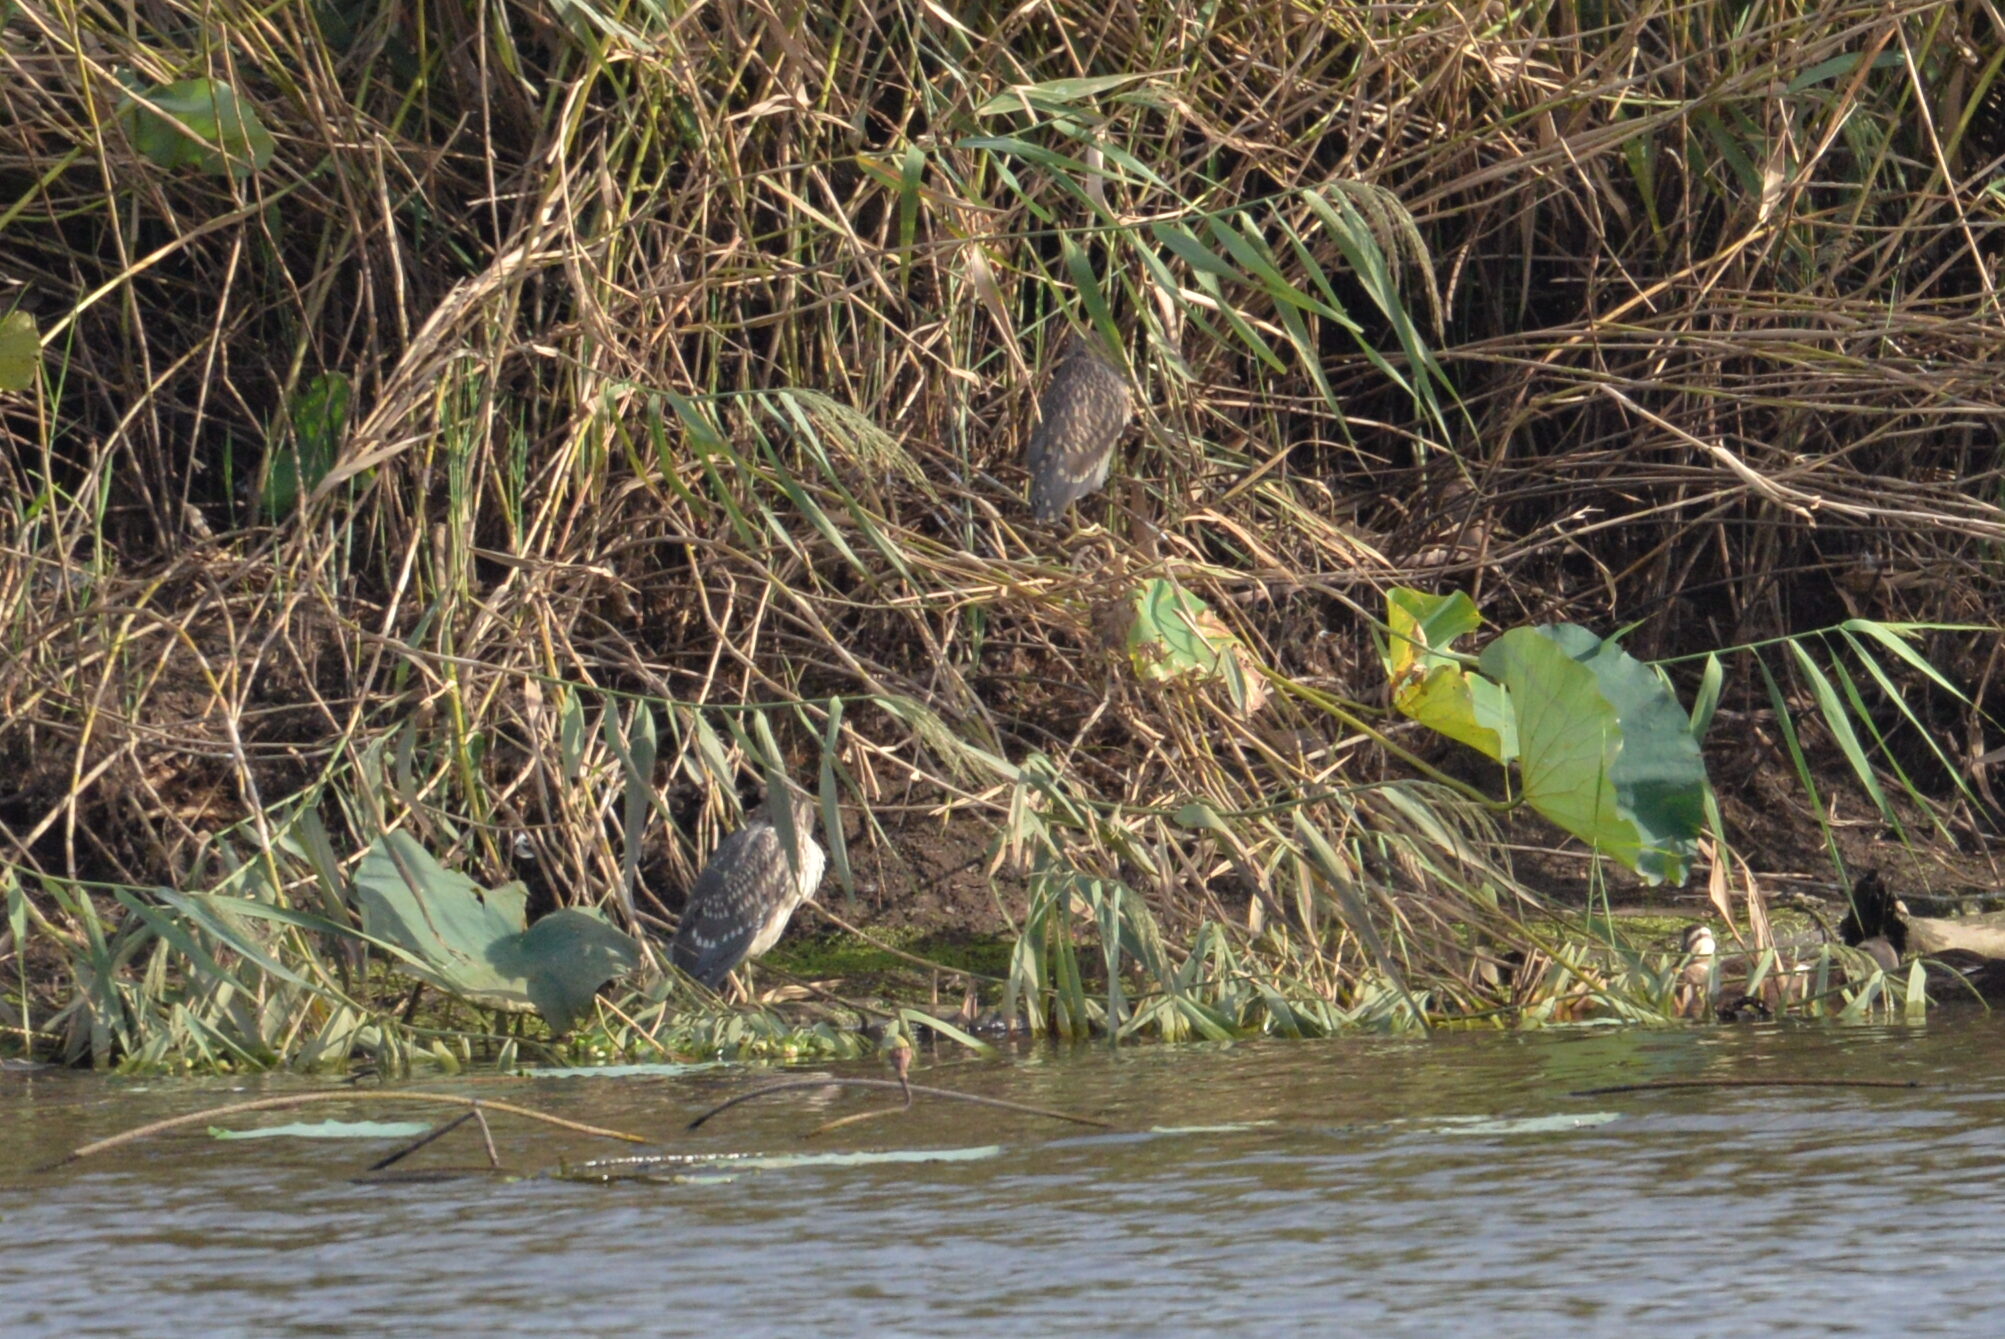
[670,821,823,989]
[1027,343,1132,521]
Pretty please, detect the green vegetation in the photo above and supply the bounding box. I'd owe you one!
[1387,588,1708,884]
[766,932,1012,985]
[1,0,1999,1070]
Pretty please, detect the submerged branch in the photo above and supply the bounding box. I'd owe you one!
[44,1091,650,1170]
[686,1077,1112,1132]
[1568,1078,1923,1097]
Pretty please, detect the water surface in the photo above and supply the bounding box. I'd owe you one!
[5,1019,2000,1336]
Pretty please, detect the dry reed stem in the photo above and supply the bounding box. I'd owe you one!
[1,0,1999,1056]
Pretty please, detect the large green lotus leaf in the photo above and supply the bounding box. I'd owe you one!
[351,832,526,998]
[351,833,636,1032]
[1478,625,1705,885]
[491,908,642,1035]
[1397,662,1516,761]
[1385,587,1511,759]
[116,77,276,178]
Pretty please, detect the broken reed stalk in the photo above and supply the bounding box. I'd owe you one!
[806,1106,909,1137]
[805,1042,916,1136]
[686,1077,1111,1132]
[367,1108,479,1171]
[363,1106,507,1172]
[44,1091,649,1170]
[472,1105,500,1168]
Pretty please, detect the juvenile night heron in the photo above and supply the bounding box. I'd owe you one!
[1025,330,1132,521]
[670,782,826,991]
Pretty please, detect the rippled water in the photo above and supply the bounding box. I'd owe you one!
[6,1018,2004,1337]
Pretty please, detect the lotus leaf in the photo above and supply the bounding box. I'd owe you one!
[350,833,637,1032]
[116,77,276,178]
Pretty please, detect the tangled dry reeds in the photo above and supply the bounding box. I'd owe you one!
[0,0,2000,1064]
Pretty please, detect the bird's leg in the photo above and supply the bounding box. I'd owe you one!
[892,1034,913,1107]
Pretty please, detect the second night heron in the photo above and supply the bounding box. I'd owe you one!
[670,782,826,990]
[1025,330,1133,522]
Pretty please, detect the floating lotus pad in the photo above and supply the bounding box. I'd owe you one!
[210,1120,433,1140]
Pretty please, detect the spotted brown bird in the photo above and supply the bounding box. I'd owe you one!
[671,782,825,991]
[1025,330,1132,521]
